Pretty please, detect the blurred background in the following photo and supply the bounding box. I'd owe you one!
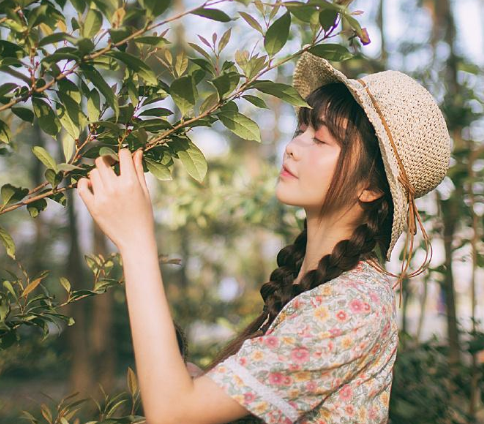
[0,0,483,422]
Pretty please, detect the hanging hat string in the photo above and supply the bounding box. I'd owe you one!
[357,79,433,307]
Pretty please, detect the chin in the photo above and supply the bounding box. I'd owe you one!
[275,184,303,206]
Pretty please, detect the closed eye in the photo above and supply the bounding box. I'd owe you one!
[312,137,325,144]
[293,127,325,144]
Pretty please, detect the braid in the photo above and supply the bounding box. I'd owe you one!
[259,193,391,334]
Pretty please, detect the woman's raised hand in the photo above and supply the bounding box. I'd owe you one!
[76,148,156,253]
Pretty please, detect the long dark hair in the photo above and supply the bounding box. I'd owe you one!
[203,82,394,373]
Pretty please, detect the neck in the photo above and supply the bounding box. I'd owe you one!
[294,208,360,285]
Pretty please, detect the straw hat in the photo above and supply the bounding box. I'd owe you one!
[292,51,451,279]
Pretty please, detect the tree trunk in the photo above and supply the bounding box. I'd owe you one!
[90,225,116,392]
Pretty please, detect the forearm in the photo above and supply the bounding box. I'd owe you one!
[121,237,194,423]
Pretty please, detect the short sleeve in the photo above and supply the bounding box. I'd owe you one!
[205,282,385,424]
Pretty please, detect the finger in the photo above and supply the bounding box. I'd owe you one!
[134,149,150,197]
[118,148,137,181]
[77,177,95,210]
[95,155,117,191]
[89,168,104,196]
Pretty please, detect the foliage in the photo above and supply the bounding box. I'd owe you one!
[0,252,125,349]
[0,0,366,343]
[390,332,484,424]
[19,367,145,424]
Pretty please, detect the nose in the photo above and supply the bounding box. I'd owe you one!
[284,137,300,161]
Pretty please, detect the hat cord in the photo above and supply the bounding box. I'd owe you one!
[356,79,433,307]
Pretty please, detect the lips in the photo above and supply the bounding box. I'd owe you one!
[281,163,297,178]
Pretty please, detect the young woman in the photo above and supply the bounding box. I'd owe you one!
[77,52,451,424]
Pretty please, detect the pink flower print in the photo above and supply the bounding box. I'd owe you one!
[289,363,301,371]
[369,406,378,420]
[291,347,310,364]
[329,328,342,337]
[264,336,279,349]
[339,384,353,401]
[283,376,292,385]
[306,381,318,392]
[350,299,364,313]
[239,357,247,366]
[382,321,390,337]
[345,405,355,416]
[244,392,256,403]
[369,291,380,304]
[268,372,285,385]
[336,310,348,321]
[363,302,371,313]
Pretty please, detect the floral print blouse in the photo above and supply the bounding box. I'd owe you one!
[205,259,399,424]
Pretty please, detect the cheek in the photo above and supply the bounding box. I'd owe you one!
[305,151,338,190]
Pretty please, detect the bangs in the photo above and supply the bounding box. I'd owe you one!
[296,82,362,147]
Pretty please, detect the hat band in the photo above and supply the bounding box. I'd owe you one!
[356,79,433,305]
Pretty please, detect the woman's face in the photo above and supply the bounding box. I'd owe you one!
[275,120,342,211]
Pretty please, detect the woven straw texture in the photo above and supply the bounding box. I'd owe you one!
[292,51,451,261]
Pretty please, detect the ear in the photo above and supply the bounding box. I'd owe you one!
[358,186,384,203]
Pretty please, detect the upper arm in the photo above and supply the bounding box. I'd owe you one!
[176,374,253,424]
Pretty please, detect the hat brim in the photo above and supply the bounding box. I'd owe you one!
[293,52,407,262]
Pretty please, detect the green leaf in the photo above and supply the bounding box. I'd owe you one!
[1,184,29,208]
[170,75,198,117]
[284,2,319,23]
[12,107,34,123]
[134,36,169,48]
[58,78,82,103]
[249,80,310,107]
[59,277,71,293]
[139,108,173,117]
[107,51,158,85]
[70,0,86,13]
[32,146,58,172]
[319,9,338,31]
[62,133,76,162]
[32,98,61,136]
[0,83,18,97]
[139,0,170,18]
[127,367,138,396]
[3,280,16,299]
[83,9,103,38]
[191,7,231,22]
[57,163,84,172]
[99,146,119,162]
[27,198,48,218]
[341,12,364,38]
[82,66,119,119]
[76,37,95,54]
[38,32,76,47]
[239,11,263,33]
[0,226,16,260]
[242,95,269,109]
[0,119,11,144]
[87,88,101,122]
[27,5,48,29]
[217,109,261,142]
[308,43,352,61]
[145,157,172,181]
[210,72,240,98]
[45,169,63,189]
[264,11,291,56]
[171,137,207,183]
[218,27,232,54]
